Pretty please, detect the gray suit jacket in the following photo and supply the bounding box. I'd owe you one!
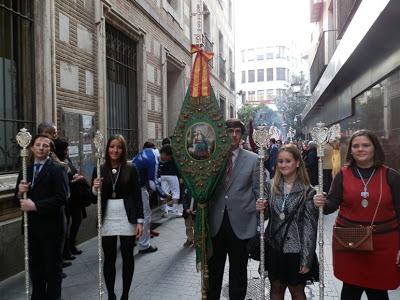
[209,149,260,240]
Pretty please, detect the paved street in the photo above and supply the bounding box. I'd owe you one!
[1,209,399,299]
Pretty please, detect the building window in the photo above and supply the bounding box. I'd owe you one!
[163,0,182,24]
[0,1,35,176]
[248,70,255,82]
[228,0,233,27]
[241,91,246,104]
[256,54,264,61]
[106,24,138,158]
[247,49,255,61]
[219,96,226,119]
[266,68,274,81]
[267,89,274,95]
[257,69,264,82]
[167,0,179,10]
[266,52,273,59]
[241,71,246,83]
[248,91,255,102]
[277,89,285,97]
[257,90,265,101]
[230,105,234,118]
[276,46,286,59]
[276,67,286,80]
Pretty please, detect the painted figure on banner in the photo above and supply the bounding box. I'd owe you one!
[186,123,216,160]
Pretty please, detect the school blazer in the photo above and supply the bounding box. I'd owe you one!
[15,159,69,237]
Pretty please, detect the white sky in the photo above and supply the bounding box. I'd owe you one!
[234,0,311,52]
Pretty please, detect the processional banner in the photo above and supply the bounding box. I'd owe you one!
[171,45,231,296]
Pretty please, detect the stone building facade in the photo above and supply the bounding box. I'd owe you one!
[0,0,235,280]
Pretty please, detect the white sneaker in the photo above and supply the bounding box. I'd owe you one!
[169,210,182,217]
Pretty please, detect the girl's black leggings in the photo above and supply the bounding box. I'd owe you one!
[102,235,136,299]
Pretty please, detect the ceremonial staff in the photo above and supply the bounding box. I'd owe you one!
[287,126,296,143]
[310,122,330,300]
[93,131,104,299]
[253,127,271,300]
[16,128,32,300]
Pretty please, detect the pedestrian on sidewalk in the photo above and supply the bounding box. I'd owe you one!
[92,134,144,300]
[15,134,69,300]
[181,185,195,247]
[314,129,400,300]
[207,118,259,300]
[159,144,181,217]
[257,144,319,300]
[133,141,169,254]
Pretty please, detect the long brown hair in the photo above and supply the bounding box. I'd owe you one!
[345,129,385,167]
[271,144,310,195]
[104,134,128,169]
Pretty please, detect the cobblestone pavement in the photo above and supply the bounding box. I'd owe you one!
[1,209,399,299]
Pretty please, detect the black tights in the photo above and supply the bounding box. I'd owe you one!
[341,282,388,300]
[270,280,306,300]
[102,235,136,300]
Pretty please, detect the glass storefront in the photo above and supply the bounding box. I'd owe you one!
[336,68,400,172]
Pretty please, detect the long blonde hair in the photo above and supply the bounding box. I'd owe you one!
[271,144,310,196]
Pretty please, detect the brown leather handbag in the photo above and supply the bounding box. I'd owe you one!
[333,168,382,252]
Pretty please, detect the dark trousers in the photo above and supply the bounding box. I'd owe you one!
[102,235,136,299]
[341,282,389,300]
[207,211,249,300]
[68,208,82,249]
[29,233,64,300]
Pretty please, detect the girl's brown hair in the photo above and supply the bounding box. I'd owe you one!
[104,134,128,169]
[345,129,385,167]
[271,144,310,195]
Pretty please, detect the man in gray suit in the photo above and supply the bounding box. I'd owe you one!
[207,118,260,300]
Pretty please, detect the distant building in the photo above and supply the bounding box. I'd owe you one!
[237,43,308,110]
[304,0,400,171]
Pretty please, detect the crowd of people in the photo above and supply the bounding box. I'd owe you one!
[14,120,400,300]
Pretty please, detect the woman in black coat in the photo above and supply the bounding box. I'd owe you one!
[92,134,144,300]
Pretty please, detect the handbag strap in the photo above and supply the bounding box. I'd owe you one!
[370,167,383,226]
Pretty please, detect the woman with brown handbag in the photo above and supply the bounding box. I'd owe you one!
[314,129,400,299]
[257,144,319,300]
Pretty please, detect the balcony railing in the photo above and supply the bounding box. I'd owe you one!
[219,56,226,82]
[230,70,235,90]
[310,31,327,92]
[204,33,213,68]
[337,0,361,39]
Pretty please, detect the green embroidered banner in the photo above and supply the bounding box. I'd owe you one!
[171,88,231,296]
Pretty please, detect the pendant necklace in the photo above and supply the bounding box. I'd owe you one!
[356,167,375,208]
[279,183,291,220]
[111,165,121,199]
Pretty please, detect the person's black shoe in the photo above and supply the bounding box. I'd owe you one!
[138,245,158,254]
[62,261,72,268]
[64,255,76,260]
[71,247,83,255]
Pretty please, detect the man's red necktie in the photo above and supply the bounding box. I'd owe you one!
[224,154,233,188]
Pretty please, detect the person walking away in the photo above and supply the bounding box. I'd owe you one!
[159,144,181,217]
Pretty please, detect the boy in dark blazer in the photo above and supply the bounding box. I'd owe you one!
[16,134,69,300]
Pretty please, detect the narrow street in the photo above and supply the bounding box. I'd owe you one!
[1,208,399,299]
